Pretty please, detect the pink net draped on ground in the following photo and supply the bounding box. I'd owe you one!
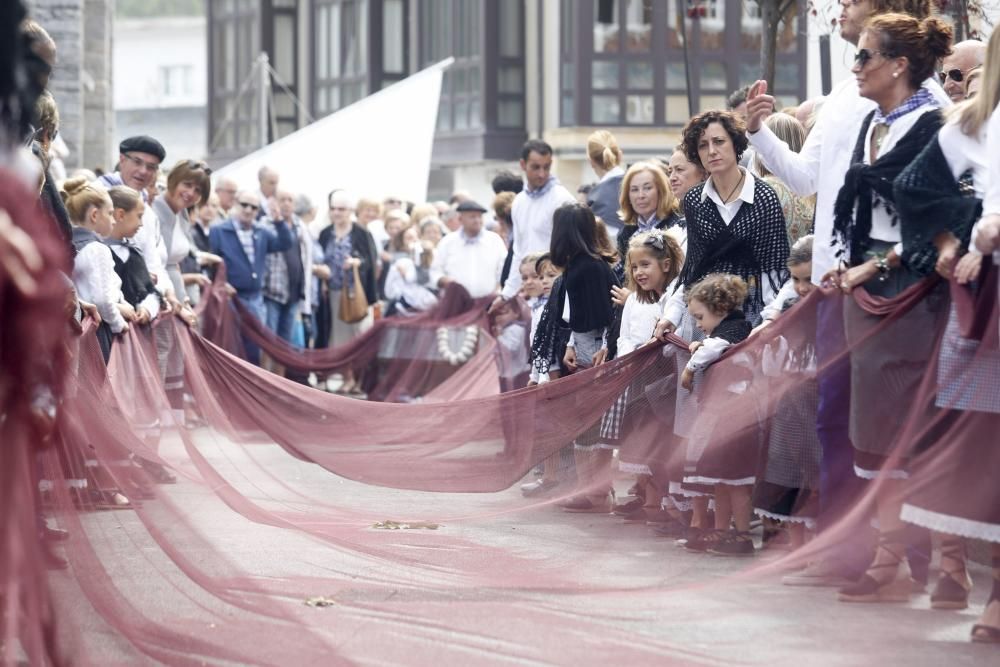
[6,191,1000,664]
[197,269,516,402]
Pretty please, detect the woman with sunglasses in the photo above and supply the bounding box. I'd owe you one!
[826,13,953,604]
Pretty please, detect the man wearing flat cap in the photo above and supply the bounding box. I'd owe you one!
[97,135,182,311]
[430,200,508,298]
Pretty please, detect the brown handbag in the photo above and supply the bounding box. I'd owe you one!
[338,263,369,323]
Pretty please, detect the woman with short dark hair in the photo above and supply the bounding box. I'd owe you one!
[655,108,789,557]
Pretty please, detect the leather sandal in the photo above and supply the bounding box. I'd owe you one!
[931,539,971,610]
[971,560,1000,644]
[838,533,912,603]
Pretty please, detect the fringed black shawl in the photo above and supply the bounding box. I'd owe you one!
[676,178,789,317]
[894,131,982,276]
[832,109,943,267]
[529,275,571,376]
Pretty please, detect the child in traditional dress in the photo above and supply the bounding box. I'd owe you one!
[751,236,822,551]
[521,255,570,496]
[680,273,756,556]
[64,177,133,362]
[610,231,684,523]
[104,186,161,326]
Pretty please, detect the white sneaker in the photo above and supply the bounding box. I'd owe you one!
[782,560,854,587]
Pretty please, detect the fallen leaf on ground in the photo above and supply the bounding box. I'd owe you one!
[371,520,441,530]
[304,596,338,608]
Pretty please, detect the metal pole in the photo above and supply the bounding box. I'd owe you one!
[681,7,696,118]
[258,52,270,149]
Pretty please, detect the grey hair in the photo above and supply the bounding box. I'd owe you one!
[294,193,314,217]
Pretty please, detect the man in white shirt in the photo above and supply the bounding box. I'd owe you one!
[741,0,949,588]
[431,200,508,299]
[489,140,576,314]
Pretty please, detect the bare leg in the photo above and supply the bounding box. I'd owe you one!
[730,485,753,532]
[690,496,710,530]
[713,484,732,531]
[971,546,1000,641]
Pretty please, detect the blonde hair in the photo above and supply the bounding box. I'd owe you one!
[753,113,806,178]
[409,202,438,227]
[956,29,1000,136]
[356,197,382,215]
[626,230,685,304]
[108,185,142,213]
[61,177,111,225]
[618,161,680,225]
[686,273,748,316]
[521,252,543,272]
[586,130,623,172]
[492,191,516,224]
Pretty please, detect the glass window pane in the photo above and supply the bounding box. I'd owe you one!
[700,94,727,111]
[561,0,576,57]
[316,7,329,80]
[561,94,575,126]
[739,62,758,88]
[626,62,653,89]
[455,100,469,129]
[775,62,800,93]
[498,66,524,94]
[469,98,481,128]
[593,0,620,53]
[700,62,727,90]
[274,15,295,83]
[561,62,575,90]
[592,61,619,89]
[592,94,621,123]
[383,0,405,73]
[665,61,686,89]
[665,94,688,125]
[499,0,521,57]
[498,99,524,128]
[625,94,653,124]
[469,67,480,94]
[624,0,652,52]
[329,4,341,77]
[437,102,450,130]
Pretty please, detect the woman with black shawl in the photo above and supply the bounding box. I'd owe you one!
[825,13,953,605]
[652,109,789,553]
[895,26,1000,642]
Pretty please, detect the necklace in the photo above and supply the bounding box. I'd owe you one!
[718,171,745,204]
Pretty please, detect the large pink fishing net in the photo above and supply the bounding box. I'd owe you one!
[3,169,998,663]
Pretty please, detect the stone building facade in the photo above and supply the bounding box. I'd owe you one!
[27,0,115,172]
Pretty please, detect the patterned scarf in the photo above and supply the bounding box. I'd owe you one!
[524,176,559,199]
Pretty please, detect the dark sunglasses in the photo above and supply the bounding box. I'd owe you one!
[239,202,260,211]
[853,48,891,69]
[938,68,969,84]
[186,159,212,176]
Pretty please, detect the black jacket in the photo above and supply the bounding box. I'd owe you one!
[318,222,379,305]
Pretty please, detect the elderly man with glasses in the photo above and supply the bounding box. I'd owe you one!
[938,39,986,103]
[209,191,293,364]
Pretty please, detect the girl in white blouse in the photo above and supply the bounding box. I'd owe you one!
[613,230,684,522]
[64,177,132,361]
